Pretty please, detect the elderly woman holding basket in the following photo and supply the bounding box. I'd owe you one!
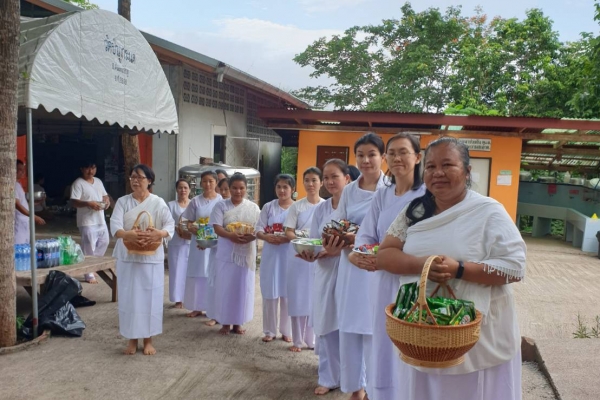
[110,164,175,356]
[377,137,526,400]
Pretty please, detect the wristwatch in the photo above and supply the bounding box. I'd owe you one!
[455,261,465,279]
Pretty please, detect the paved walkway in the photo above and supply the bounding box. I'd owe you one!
[516,236,600,400]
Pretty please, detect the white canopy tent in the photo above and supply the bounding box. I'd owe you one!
[18,9,179,337]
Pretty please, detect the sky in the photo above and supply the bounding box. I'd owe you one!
[88,0,598,93]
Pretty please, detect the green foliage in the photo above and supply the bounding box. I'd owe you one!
[62,0,98,10]
[16,316,25,332]
[293,2,600,119]
[280,147,298,179]
[573,313,600,339]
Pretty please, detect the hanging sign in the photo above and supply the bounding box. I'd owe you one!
[458,138,491,152]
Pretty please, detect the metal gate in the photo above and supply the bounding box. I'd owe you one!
[225,137,260,169]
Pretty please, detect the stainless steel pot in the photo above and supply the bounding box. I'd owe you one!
[26,191,45,201]
[539,176,556,183]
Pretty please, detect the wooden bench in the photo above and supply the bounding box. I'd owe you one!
[15,256,118,302]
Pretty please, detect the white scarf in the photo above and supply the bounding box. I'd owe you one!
[124,194,165,231]
[391,190,526,315]
[223,199,260,270]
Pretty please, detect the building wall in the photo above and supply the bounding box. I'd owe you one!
[296,130,522,220]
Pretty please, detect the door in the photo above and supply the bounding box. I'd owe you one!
[316,146,349,198]
[316,146,349,170]
[470,158,491,196]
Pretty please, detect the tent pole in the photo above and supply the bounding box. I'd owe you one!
[26,108,38,339]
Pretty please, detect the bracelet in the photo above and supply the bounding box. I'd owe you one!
[456,261,465,279]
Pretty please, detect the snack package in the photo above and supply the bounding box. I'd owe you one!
[354,243,380,254]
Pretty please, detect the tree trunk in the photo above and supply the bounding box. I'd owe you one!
[117,0,139,194]
[0,0,20,348]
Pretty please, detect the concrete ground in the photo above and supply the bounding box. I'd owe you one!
[1,235,596,399]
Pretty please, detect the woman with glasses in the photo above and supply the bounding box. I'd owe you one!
[110,164,174,355]
[348,133,425,399]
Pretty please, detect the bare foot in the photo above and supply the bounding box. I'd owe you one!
[315,386,335,395]
[142,338,156,355]
[262,336,274,342]
[219,325,231,335]
[348,389,365,400]
[204,319,218,326]
[123,339,138,355]
[187,310,204,318]
[289,346,302,352]
[232,325,246,335]
[173,302,183,309]
[281,335,292,343]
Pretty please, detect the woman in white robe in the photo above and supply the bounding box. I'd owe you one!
[210,173,260,335]
[348,133,425,400]
[167,179,192,308]
[297,159,351,395]
[205,178,231,327]
[377,137,526,400]
[283,167,325,352]
[14,160,45,244]
[329,133,386,400]
[255,174,295,342]
[182,171,222,317]
[110,164,175,356]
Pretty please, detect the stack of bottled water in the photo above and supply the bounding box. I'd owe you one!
[35,239,61,268]
[14,244,32,271]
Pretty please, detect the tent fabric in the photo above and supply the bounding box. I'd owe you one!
[18,10,178,134]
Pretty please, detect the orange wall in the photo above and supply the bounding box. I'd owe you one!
[296,131,522,220]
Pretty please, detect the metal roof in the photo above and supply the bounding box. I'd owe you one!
[23,0,309,109]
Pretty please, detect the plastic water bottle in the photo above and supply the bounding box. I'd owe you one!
[14,245,20,271]
[53,239,60,267]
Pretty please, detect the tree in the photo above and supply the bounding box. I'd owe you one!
[117,0,140,194]
[62,0,98,9]
[0,0,20,348]
[293,2,594,119]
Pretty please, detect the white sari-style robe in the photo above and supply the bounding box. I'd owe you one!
[283,197,324,317]
[110,194,174,339]
[14,181,30,244]
[335,174,386,334]
[386,190,526,400]
[354,184,425,397]
[256,199,292,300]
[167,200,191,303]
[181,194,222,310]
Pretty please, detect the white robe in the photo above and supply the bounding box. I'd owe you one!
[355,184,425,397]
[110,194,175,339]
[14,181,30,244]
[181,194,222,310]
[167,200,191,303]
[386,190,526,399]
[210,199,260,325]
[256,199,291,300]
[283,197,324,317]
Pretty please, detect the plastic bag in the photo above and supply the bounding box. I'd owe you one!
[58,236,85,265]
[21,270,86,338]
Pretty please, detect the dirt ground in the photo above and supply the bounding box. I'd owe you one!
[0,236,566,400]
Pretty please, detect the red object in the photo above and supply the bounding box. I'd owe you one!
[569,189,580,195]
[548,184,557,194]
[273,223,283,232]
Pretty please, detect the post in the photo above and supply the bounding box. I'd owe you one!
[26,108,38,339]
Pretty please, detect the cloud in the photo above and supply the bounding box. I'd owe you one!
[298,0,369,13]
[144,18,340,92]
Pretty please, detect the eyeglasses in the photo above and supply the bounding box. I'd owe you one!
[129,175,147,181]
[386,151,415,160]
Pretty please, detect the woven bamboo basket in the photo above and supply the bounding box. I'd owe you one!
[124,211,163,255]
[385,255,483,368]
[178,215,193,241]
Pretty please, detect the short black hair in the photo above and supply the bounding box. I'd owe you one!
[130,164,155,187]
[79,159,97,169]
[348,165,360,181]
[354,132,385,155]
[275,173,296,189]
[16,159,24,166]
[201,170,218,181]
[215,169,228,178]
[217,178,229,188]
[175,178,190,189]
[229,172,247,187]
[303,167,322,181]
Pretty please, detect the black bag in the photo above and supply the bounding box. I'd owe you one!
[22,271,86,338]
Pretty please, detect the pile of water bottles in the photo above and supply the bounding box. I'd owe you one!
[14,238,65,271]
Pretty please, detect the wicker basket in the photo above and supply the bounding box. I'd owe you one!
[385,255,483,368]
[123,211,163,255]
[178,215,192,241]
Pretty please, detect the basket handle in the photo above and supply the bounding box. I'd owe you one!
[407,255,440,325]
[132,211,155,230]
